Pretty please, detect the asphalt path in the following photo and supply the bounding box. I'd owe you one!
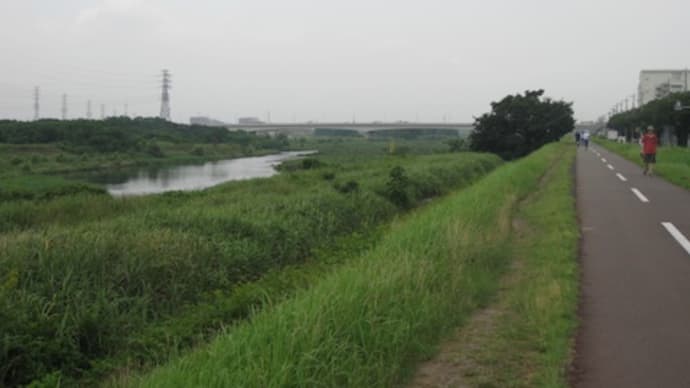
[574,144,690,387]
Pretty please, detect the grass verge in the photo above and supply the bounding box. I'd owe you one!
[418,142,578,387]
[593,138,690,190]
[127,142,568,388]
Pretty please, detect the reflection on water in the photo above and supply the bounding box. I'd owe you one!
[102,151,315,196]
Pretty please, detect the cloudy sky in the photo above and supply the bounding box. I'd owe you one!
[1,0,689,123]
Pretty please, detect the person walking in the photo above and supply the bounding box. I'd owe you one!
[582,130,590,149]
[575,131,581,147]
[641,126,659,175]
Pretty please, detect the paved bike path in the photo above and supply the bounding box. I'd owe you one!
[574,144,690,387]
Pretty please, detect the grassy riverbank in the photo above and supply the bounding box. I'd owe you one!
[0,118,290,200]
[593,138,690,190]
[128,142,574,387]
[0,146,499,386]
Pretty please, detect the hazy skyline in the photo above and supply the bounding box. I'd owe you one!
[1,0,689,123]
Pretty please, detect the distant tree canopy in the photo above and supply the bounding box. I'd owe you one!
[367,128,460,140]
[469,90,574,160]
[608,91,690,146]
[0,117,288,153]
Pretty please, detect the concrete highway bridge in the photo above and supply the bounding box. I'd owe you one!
[221,122,596,137]
[223,122,475,137]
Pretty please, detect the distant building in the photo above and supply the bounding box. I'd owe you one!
[638,69,690,106]
[189,116,227,126]
[238,117,264,125]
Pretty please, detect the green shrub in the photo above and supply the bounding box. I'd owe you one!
[385,166,411,208]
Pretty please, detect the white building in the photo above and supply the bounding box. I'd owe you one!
[638,69,690,106]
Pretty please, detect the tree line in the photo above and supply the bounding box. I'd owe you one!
[0,117,288,153]
[607,91,690,146]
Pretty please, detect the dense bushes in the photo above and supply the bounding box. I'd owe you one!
[0,152,501,386]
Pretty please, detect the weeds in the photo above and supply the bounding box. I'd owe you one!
[0,151,500,386]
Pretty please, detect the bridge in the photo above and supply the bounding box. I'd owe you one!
[222,122,476,137]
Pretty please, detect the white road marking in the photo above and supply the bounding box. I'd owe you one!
[601,158,607,163]
[662,222,690,256]
[607,164,614,170]
[616,173,627,182]
[631,188,649,203]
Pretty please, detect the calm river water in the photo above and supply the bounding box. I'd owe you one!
[95,151,315,196]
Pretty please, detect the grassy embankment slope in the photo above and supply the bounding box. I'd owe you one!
[130,141,578,387]
[1,141,499,386]
[411,142,579,387]
[593,138,690,190]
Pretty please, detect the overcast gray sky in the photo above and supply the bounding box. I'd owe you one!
[1,0,689,123]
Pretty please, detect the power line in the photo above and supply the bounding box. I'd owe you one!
[61,94,68,120]
[159,69,171,121]
[33,86,40,121]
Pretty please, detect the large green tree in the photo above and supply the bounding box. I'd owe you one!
[469,90,575,160]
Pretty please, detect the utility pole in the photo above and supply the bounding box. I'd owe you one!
[100,104,105,120]
[87,100,92,119]
[159,69,171,121]
[61,94,68,120]
[33,86,40,121]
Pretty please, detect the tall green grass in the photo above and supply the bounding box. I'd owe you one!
[593,139,690,190]
[0,152,500,386]
[0,175,105,201]
[130,143,564,388]
[448,143,578,387]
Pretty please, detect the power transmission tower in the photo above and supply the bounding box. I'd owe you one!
[159,69,171,120]
[33,86,40,120]
[61,94,68,120]
[87,100,92,119]
[100,104,105,119]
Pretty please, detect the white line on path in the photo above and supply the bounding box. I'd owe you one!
[607,164,614,170]
[631,188,649,203]
[662,222,690,256]
[601,158,607,163]
[616,173,627,182]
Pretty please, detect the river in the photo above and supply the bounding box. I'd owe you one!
[88,151,316,196]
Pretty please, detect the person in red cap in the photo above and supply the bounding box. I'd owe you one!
[641,126,659,175]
